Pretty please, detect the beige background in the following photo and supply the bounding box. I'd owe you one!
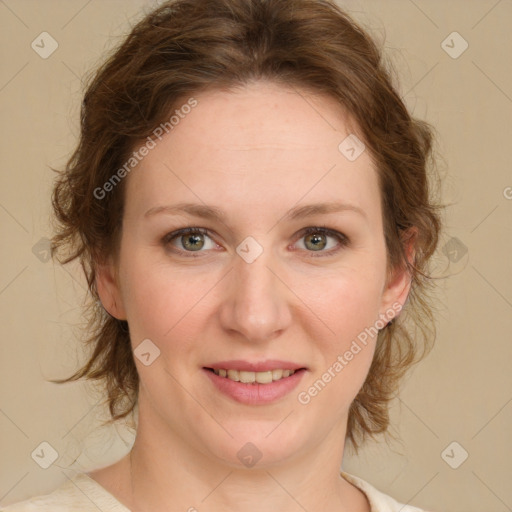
[1,1,511,511]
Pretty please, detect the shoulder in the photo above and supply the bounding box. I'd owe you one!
[0,473,129,512]
[342,471,433,512]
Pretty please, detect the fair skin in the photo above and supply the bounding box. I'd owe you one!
[91,80,413,512]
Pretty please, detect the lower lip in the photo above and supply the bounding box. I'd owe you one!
[203,368,306,405]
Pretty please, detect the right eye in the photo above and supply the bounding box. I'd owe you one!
[162,227,219,256]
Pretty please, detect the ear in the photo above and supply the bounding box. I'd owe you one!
[95,257,127,320]
[379,227,417,321]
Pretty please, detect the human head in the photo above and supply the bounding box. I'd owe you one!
[51,0,443,453]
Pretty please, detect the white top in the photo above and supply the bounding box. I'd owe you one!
[0,471,430,512]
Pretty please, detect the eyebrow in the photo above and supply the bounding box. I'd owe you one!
[144,201,367,222]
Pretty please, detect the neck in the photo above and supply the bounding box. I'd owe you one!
[123,401,369,512]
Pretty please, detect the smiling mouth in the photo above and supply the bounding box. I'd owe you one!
[204,367,306,384]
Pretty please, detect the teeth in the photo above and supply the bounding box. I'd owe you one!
[272,369,283,380]
[239,370,256,383]
[212,368,297,384]
[227,369,239,381]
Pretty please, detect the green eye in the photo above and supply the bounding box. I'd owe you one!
[304,232,328,251]
[297,227,349,256]
[180,232,207,251]
[163,227,215,255]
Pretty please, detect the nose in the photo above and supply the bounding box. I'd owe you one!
[218,244,293,344]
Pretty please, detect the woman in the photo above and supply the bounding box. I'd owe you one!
[2,0,442,510]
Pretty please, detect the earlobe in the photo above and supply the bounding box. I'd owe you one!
[95,259,127,320]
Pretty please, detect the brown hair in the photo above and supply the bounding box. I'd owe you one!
[50,0,444,451]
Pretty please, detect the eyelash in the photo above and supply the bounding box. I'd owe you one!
[162,226,350,258]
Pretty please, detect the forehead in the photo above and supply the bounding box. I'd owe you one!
[165,81,360,157]
[124,81,381,224]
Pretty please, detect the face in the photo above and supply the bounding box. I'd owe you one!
[97,80,411,468]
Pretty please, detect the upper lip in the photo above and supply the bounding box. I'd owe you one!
[204,360,307,372]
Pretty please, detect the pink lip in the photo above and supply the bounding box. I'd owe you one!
[205,359,306,372]
[203,367,307,405]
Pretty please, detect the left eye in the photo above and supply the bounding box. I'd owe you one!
[162,226,349,257]
[295,226,349,256]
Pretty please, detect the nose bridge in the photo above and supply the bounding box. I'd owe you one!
[220,241,291,342]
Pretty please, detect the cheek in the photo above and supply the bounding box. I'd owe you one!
[295,288,379,416]
[118,249,217,349]
[292,268,383,396]
[118,252,176,338]
[294,265,384,342]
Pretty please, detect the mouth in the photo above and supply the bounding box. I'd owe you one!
[203,367,306,384]
[202,362,308,404]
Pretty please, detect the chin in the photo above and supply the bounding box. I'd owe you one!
[201,419,311,469]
